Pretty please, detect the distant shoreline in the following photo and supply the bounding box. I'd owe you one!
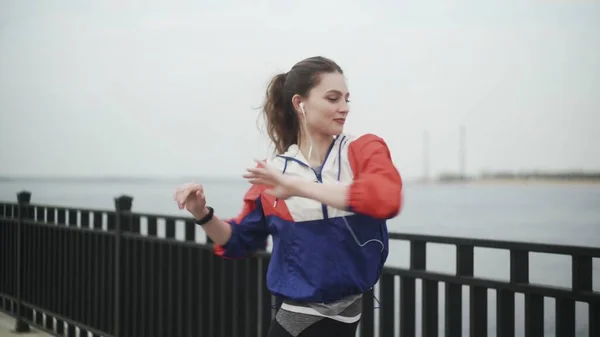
[432,178,600,185]
[433,171,600,185]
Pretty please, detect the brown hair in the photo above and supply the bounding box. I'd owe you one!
[262,56,344,154]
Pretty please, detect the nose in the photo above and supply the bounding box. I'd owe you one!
[339,101,350,114]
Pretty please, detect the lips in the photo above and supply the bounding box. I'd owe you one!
[334,118,345,125]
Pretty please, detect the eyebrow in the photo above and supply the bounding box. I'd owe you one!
[325,90,350,96]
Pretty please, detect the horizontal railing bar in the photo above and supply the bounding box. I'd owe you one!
[3,201,193,221]
[1,295,111,337]
[20,220,115,235]
[19,318,80,337]
[0,202,107,213]
[383,267,600,302]
[0,202,193,222]
[389,232,600,257]
[1,293,18,302]
[20,300,113,337]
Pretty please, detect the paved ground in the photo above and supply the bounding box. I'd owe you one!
[0,313,49,337]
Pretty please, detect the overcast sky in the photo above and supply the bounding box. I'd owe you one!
[1,0,599,180]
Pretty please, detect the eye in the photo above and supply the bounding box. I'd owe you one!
[326,96,350,103]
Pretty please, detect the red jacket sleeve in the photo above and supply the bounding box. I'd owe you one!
[346,134,403,219]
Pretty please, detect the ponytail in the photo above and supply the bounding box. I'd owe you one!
[261,56,344,154]
[262,72,301,154]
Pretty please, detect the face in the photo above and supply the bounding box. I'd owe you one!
[294,72,350,137]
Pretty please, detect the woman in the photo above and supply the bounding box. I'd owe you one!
[174,56,403,337]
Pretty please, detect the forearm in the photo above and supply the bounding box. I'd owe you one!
[193,208,232,245]
[291,180,349,210]
[290,176,402,219]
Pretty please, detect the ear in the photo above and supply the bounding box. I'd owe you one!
[291,94,304,115]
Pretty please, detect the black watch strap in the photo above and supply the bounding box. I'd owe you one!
[194,206,214,226]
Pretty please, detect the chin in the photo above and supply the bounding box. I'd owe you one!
[332,125,345,136]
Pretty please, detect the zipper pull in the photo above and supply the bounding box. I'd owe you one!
[274,199,278,208]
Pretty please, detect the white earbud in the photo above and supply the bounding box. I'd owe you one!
[298,102,313,160]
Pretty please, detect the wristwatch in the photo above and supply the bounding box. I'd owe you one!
[194,206,214,226]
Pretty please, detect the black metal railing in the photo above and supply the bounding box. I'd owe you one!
[0,191,598,337]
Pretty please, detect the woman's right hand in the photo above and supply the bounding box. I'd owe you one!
[174,183,209,219]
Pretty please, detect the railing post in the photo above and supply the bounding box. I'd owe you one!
[14,191,31,333]
[114,195,133,337]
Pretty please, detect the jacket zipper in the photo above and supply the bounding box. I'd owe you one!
[277,139,338,219]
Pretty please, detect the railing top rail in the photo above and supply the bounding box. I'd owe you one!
[0,201,193,223]
[1,201,110,214]
[390,232,600,257]
[382,266,600,302]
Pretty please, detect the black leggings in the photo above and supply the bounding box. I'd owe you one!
[267,317,359,337]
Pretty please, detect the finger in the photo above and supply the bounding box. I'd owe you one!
[174,184,190,196]
[244,170,268,178]
[246,167,266,175]
[242,173,256,179]
[254,159,268,168]
[249,166,278,179]
[247,178,261,185]
[248,178,272,186]
[177,194,185,209]
[177,186,199,205]
[255,159,279,175]
[183,188,198,203]
[188,184,203,193]
[176,190,188,205]
[175,189,185,206]
[179,186,205,209]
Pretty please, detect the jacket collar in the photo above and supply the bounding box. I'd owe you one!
[277,134,345,168]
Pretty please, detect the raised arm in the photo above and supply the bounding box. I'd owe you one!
[346,134,403,218]
[291,134,403,219]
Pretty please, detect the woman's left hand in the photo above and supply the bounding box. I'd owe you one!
[243,159,299,199]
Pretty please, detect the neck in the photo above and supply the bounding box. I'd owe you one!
[299,133,334,167]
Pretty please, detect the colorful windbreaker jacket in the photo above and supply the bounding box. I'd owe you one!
[214,133,403,304]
